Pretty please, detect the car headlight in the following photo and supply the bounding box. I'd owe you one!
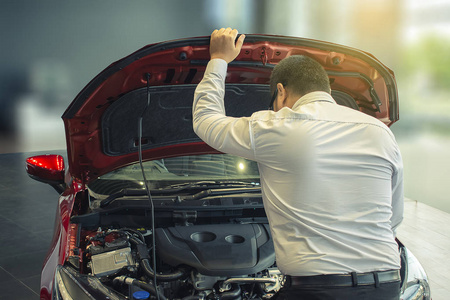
[402,279,431,300]
[52,265,125,300]
[53,269,71,300]
[53,265,91,300]
[401,246,431,300]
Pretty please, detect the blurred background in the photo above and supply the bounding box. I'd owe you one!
[1,0,449,213]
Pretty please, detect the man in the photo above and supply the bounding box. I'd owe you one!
[193,28,403,299]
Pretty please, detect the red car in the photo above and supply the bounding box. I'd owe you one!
[26,35,430,300]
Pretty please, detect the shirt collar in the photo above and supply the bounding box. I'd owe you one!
[291,91,336,110]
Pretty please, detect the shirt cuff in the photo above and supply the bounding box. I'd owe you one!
[205,59,228,78]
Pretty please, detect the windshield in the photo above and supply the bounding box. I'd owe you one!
[88,154,260,196]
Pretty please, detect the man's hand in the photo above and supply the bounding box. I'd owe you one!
[210,28,246,64]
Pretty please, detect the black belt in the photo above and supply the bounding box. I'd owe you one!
[288,269,400,287]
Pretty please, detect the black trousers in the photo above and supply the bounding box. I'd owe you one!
[274,280,401,300]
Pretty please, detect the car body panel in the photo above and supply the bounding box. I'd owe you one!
[39,181,81,299]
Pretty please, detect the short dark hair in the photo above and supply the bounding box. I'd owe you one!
[270,55,331,96]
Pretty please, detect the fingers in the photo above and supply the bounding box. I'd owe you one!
[210,27,245,63]
[211,28,243,46]
[229,28,238,39]
[236,34,246,51]
[223,27,233,35]
[211,28,238,39]
[213,27,230,37]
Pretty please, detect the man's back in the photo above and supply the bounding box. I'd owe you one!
[250,91,403,276]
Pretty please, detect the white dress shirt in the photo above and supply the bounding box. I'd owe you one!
[193,59,403,276]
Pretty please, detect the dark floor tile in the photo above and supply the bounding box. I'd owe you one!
[0,279,39,299]
[31,230,54,245]
[0,203,56,225]
[0,267,15,282]
[9,215,55,235]
[21,274,41,295]
[0,231,50,256]
[0,216,29,241]
[18,184,59,199]
[0,188,54,213]
[0,266,41,295]
[0,188,28,205]
[0,250,47,280]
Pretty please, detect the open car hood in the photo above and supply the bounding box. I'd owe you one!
[62,35,399,183]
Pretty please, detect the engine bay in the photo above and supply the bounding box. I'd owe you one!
[66,221,283,300]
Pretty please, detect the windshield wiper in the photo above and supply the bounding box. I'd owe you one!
[180,187,261,201]
[156,180,260,193]
[100,188,148,208]
[99,181,260,208]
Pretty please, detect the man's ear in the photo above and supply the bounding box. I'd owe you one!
[275,83,288,110]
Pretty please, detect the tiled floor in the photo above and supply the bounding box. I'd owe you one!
[397,199,450,300]
[0,151,64,299]
[0,151,449,299]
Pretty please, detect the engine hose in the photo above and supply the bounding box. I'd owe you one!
[128,235,188,282]
[219,284,242,300]
[113,276,167,300]
[141,258,188,281]
[128,236,145,246]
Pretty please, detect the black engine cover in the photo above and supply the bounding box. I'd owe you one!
[155,223,275,276]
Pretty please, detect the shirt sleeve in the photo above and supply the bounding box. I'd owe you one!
[192,59,256,160]
[390,145,404,235]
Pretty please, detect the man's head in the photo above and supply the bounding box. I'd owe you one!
[269,55,331,111]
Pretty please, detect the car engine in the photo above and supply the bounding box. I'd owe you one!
[72,223,283,300]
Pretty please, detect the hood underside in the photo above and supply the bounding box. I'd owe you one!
[62,35,399,183]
